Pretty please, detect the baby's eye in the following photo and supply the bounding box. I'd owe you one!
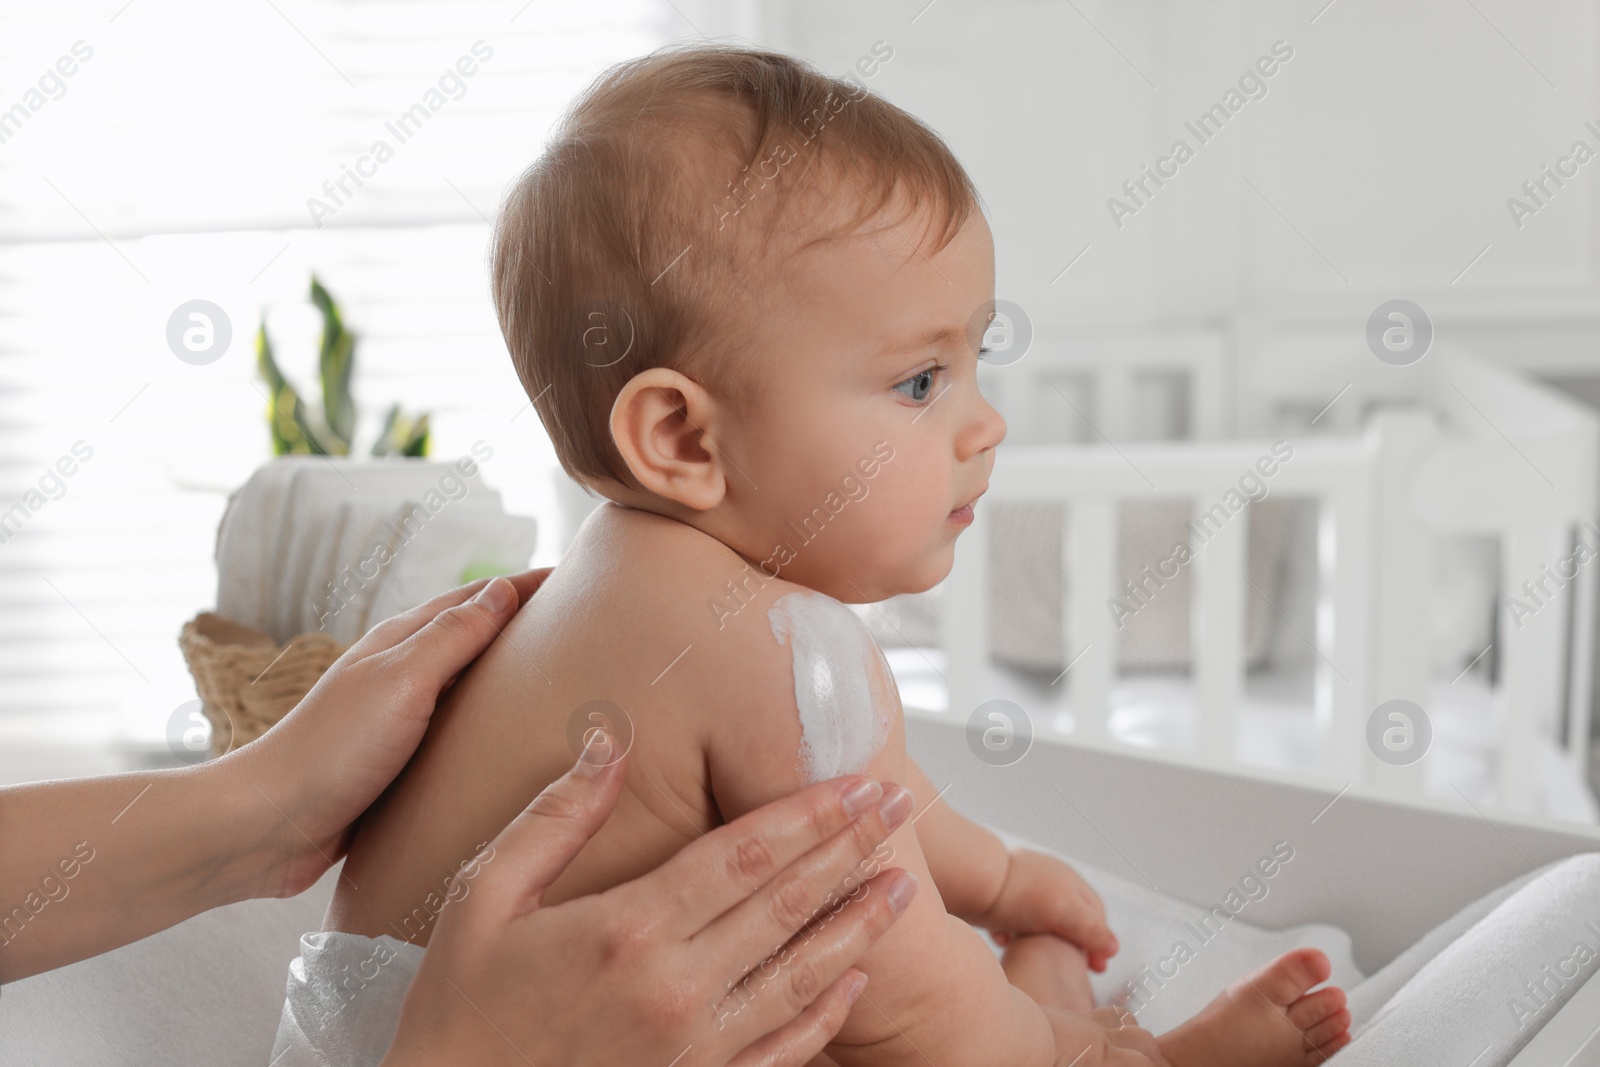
[894,367,937,402]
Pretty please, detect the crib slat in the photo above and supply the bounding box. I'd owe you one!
[1067,499,1116,742]
[941,499,990,728]
[1190,498,1245,763]
[1500,527,1571,812]
[1568,529,1598,786]
[1188,340,1228,440]
[1368,412,1435,798]
[1319,470,1373,782]
[1097,368,1134,443]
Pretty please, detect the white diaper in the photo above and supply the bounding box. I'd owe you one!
[269,931,423,1067]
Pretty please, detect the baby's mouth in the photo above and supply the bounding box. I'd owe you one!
[948,489,985,524]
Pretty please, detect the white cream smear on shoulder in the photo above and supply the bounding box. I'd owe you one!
[768,590,894,784]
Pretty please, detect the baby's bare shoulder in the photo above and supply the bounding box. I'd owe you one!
[543,504,902,792]
[552,503,810,670]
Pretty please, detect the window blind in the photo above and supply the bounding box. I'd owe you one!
[0,0,675,776]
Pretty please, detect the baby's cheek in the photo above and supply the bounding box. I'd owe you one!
[768,590,894,783]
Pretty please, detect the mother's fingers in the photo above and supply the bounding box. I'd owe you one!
[371,577,527,697]
[692,784,912,969]
[712,868,915,1064]
[639,776,891,940]
[466,732,629,921]
[723,969,866,1067]
[502,566,556,605]
[354,566,555,655]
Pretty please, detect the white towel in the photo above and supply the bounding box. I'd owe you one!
[991,827,1364,1036]
[214,458,536,645]
[216,460,301,637]
[271,463,502,642]
[362,508,538,630]
[312,501,416,643]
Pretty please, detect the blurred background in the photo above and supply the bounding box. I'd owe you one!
[3,0,1598,821]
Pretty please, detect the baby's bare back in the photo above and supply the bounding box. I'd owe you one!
[328,503,763,941]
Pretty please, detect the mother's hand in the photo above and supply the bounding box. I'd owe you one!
[237,569,553,897]
[0,569,554,983]
[382,734,917,1067]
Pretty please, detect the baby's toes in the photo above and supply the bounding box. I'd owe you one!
[1298,1007,1350,1051]
[1304,1029,1352,1065]
[1286,985,1346,1032]
[1248,947,1333,1008]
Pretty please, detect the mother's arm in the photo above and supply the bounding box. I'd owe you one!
[0,571,545,982]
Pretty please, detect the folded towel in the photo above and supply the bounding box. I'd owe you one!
[216,460,299,639]
[215,458,536,645]
[312,501,416,643]
[362,508,538,631]
[271,463,504,642]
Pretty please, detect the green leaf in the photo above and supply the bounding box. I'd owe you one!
[256,323,329,455]
[311,274,356,452]
[255,274,431,461]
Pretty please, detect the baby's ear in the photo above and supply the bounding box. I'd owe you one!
[609,367,727,511]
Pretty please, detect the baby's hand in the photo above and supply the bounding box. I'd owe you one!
[977,848,1119,972]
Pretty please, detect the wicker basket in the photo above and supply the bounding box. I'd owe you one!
[178,613,351,757]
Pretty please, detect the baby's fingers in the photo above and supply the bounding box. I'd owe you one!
[1051,898,1117,965]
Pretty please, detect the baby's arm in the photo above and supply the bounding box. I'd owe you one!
[701,603,1064,1067]
[903,758,1118,970]
[898,756,1009,922]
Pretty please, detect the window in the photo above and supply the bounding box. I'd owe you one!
[0,0,686,778]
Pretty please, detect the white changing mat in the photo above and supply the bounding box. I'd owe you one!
[1338,851,1600,1065]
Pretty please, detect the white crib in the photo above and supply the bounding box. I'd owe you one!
[924,328,1599,818]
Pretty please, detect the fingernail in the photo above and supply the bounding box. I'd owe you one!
[576,729,613,775]
[886,870,917,914]
[844,970,868,1004]
[876,784,912,829]
[841,779,883,818]
[475,577,513,613]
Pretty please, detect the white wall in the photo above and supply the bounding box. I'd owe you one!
[751,0,1600,356]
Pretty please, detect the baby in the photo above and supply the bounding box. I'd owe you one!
[326,44,1352,1066]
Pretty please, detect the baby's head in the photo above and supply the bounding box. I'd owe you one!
[492,44,1005,602]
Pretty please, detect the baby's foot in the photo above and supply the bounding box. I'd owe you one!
[1156,948,1351,1067]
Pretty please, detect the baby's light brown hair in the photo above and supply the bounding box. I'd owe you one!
[491,42,981,492]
